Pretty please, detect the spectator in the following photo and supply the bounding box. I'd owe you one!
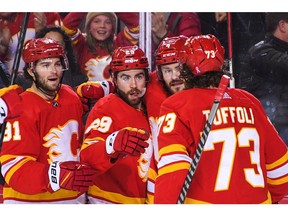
[240,13,288,145]
[150,12,201,70]
[0,19,10,60]
[35,26,88,90]
[0,12,62,89]
[0,61,10,88]
[0,20,11,88]
[79,45,151,204]
[0,38,96,204]
[154,34,288,204]
[62,12,139,82]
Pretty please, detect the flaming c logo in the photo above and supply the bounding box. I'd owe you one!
[43,121,79,164]
[85,55,112,81]
[138,137,153,182]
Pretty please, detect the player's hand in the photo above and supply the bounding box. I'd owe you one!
[33,12,47,32]
[76,81,114,113]
[0,85,23,123]
[106,127,149,158]
[47,161,96,193]
[79,96,89,113]
[76,80,114,99]
[0,21,11,55]
[215,12,227,22]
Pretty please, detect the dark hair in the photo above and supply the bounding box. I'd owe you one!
[266,13,288,33]
[35,26,87,88]
[23,62,37,81]
[35,26,77,70]
[180,60,230,89]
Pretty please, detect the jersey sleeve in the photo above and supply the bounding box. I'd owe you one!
[62,12,87,49]
[114,12,139,47]
[45,12,63,27]
[80,98,119,173]
[154,100,193,204]
[0,116,49,194]
[62,12,86,36]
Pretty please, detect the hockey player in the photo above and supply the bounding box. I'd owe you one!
[76,35,188,203]
[0,38,96,203]
[144,35,188,202]
[79,45,151,204]
[154,34,288,204]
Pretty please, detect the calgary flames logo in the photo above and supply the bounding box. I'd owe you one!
[138,137,153,182]
[43,121,79,164]
[85,55,112,81]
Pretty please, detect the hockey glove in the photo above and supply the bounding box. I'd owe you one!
[106,127,149,158]
[0,84,23,124]
[79,96,89,113]
[76,80,115,99]
[47,161,96,193]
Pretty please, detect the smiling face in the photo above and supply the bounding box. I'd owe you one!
[89,14,113,41]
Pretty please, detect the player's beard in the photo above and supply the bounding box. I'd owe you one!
[117,88,145,109]
[34,72,61,99]
[168,79,185,94]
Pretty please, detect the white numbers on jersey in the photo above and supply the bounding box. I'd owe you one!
[158,113,176,133]
[3,121,21,142]
[85,116,112,134]
[126,49,135,55]
[205,127,264,191]
[159,113,264,191]
[204,50,216,59]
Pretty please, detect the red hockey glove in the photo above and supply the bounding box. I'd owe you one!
[47,161,96,193]
[79,96,89,113]
[106,127,149,158]
[0,84,23,123]
[76,80,115,99]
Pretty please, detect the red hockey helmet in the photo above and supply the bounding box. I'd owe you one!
[22,38,66,64]
[182,34,225,76]
[110,45,149,74]
[156,35,188,66]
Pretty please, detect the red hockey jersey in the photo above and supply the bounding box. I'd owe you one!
[155,87,288,204]
[80,93,152,204]
[0,84,84,203]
